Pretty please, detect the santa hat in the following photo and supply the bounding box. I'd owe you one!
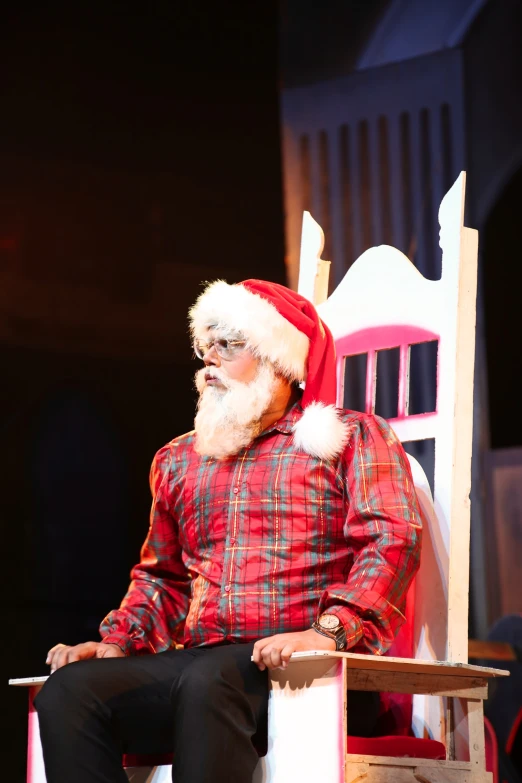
[189,279,349,460]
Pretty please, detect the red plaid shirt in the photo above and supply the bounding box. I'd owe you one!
[100,402,422,655]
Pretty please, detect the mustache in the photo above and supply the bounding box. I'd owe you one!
[195,367,231,392]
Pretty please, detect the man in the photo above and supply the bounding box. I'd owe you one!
[35,279,422,783]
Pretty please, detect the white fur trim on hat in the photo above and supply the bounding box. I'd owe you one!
[189,280,310,382]
[293,402,350,461]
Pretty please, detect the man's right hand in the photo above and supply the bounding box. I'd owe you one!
[46,642,125,672]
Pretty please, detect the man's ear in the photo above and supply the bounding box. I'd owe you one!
[270,362,292,382]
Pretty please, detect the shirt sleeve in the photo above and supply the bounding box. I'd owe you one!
[100,443,192,655]
[318,414,423,655]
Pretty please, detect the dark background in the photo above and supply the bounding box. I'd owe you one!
[2,3,285,778]
[3,1,522,780]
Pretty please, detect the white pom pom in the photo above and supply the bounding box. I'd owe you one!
[292,402,349,461]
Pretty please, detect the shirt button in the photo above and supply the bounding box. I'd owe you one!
[233,487,239,494]
[224,584,231,592]
[230,538,236,545]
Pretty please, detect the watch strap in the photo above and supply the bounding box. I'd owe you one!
[312,620,347,651]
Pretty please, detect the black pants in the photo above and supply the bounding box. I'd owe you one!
[35,642,378,783]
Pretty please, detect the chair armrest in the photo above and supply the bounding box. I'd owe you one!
[287,650,509,677]
[9,676,49,687]
[282,650,508,702]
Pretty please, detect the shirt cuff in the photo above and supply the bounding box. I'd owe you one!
[316,605,364,649]
[100,632,133,656]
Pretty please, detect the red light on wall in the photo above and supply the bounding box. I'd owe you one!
[0,236,18,251]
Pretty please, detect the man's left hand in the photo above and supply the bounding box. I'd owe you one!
[252,628,336,671]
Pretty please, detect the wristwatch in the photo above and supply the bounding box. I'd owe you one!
[312,613,347,651]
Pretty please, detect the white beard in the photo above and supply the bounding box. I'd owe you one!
[194,362,279,459]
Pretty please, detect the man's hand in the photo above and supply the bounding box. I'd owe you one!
[252,628,336,671]
[46,642,125,672]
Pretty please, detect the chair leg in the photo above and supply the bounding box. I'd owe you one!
[261,657,346,783]
[27,685,46,783]
[468,699,487,772]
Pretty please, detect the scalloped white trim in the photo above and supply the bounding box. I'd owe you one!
[189,280,310,381]
[292,402,349,461]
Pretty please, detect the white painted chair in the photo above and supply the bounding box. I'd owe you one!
[254,171,508,783]
[10,173,508,783]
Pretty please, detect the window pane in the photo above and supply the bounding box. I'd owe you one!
[375,347,400,420]
[343,353,367,412]
[409,340,438,415]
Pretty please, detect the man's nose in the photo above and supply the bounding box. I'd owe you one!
[203,345,221,367]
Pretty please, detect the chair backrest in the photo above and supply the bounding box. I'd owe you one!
[297,171,478,740]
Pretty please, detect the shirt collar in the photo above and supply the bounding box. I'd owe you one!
[261,396,303,437]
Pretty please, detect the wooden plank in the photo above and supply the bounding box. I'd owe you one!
[345,755,471,770]
[387,413,438,443]
[468,639,516,661]
[397,344,411,417]
[288,650,508,678]
[366,349,377,414]
[467,698,486,770]
[445,175,479,663]
[413,771,491,783]
[346,762,492,783]
[22,655,504,688]
[9,676,48,686]
[298,212,329,305]
[453,697,470,767]
[446,697,456,760]
[345,668,487,698]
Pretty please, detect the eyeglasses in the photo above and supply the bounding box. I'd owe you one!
[193,337,247,361]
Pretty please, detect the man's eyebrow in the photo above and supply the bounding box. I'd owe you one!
[207,328,245,342]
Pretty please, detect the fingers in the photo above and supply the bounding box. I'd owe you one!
[267,642,296,669]
[46,642,98,672]
[269,646,283,669]
[46,643,65,664]
[252,637,281,671]
[279,643,295,668]
[252,638,270,671]
[46,643,69,673]
[253,637,297,671]
[67,642,96,664]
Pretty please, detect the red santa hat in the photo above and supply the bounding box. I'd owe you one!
[189,279,349,460]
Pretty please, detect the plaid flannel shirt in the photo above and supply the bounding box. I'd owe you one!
[100,401,422,655]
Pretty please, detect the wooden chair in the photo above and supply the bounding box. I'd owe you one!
[252,171,508,783]
[9,172,508,783]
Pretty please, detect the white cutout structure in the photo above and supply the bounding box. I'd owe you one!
[254,172,505,783]
[9,173,508,783]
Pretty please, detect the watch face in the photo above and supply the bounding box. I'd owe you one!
[319,614,340,631]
